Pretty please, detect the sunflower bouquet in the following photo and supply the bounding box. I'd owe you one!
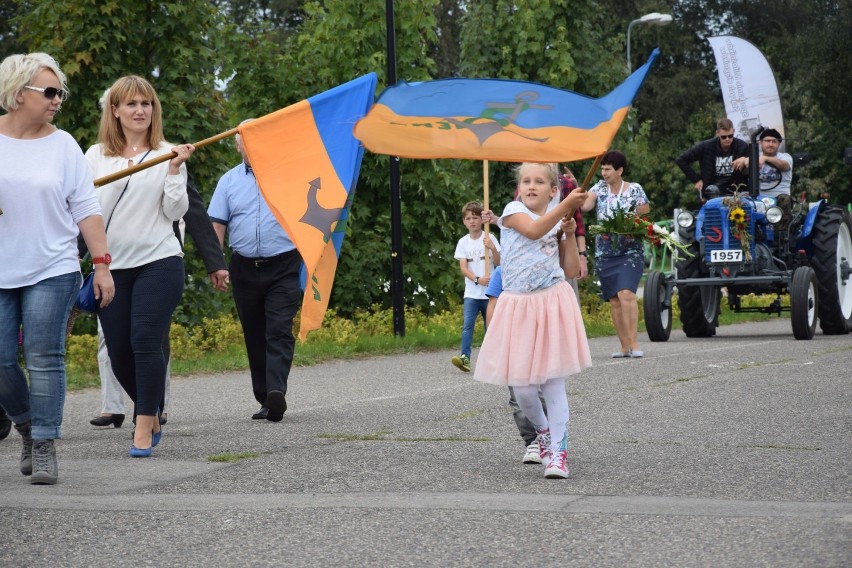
[721,192,752,261]
[588,205,693,258]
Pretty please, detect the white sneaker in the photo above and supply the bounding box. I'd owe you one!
[522,441,542,464]
[544,449,569,479]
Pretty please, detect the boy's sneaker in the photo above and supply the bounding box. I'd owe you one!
[451,354,471,372]
[544,449,569,479]
[31,439,58,485]
[522,441,542,464]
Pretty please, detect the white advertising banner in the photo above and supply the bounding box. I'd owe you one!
[708,36,784,147]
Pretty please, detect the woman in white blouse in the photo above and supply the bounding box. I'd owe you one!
[86,75,194,458]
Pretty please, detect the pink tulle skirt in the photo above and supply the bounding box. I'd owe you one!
[473,280,592,386]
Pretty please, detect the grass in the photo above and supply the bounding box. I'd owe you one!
[207,451,261,463]
[62,289,791,392]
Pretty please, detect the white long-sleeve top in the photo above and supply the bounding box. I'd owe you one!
[85,142,188,270]
[0,129,102,288]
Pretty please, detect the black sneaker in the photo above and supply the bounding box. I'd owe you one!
[265,391,286,422]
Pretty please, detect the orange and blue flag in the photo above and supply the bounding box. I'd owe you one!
[354,50,659,162]
[238,73,377,341]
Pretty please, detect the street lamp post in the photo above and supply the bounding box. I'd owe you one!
[626,12,673,73]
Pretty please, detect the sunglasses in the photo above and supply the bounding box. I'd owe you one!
[719,134,734,140]
[24,85,68,101]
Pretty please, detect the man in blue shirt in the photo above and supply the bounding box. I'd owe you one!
[208,120,302,422]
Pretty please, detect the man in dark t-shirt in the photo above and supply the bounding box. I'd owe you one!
[676,118,749,197]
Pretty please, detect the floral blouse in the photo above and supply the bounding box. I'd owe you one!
[590,180,649,259]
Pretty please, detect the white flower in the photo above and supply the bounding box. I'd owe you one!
[652,224,669,236]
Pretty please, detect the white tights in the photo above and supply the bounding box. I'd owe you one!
[513,378,569,453]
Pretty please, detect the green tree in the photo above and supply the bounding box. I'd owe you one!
[0,1,25,58]
[221,0,484,314]
[14,0,234,327]
[599,0,852,212]
[458,0,632,211]
[431,0,463,78]
[726,0,852,205]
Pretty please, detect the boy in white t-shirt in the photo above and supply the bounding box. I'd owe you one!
[451,201,501,372]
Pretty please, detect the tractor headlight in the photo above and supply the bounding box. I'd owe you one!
[766,206,783,224]
[677,211,695,229]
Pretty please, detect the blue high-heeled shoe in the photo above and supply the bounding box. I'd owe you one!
[152,430,162,447]
[129,445,152,458]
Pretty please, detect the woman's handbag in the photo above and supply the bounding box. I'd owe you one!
[76,271,98,313]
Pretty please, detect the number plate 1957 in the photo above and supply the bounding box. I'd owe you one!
[710,249,743,263]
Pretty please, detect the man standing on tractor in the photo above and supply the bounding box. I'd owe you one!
[676,117,749,198]
[732,127,793,198]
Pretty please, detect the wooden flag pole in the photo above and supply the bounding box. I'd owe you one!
[579,154,604,192]
[483,159,491,277]
[93,127,240,187]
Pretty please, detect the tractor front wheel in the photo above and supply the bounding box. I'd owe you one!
[676,242,721,337]
[790,266,818,340]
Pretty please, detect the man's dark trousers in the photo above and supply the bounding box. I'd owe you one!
[230,250,302,406]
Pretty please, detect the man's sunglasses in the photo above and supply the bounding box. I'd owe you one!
[24,85,68,101]
[719,134,734,140]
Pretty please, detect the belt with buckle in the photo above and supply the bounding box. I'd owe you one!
[237,252,291,268]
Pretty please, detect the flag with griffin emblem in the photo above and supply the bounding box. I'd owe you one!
[238,73,377,341]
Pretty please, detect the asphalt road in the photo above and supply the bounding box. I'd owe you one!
[0,318,850,567]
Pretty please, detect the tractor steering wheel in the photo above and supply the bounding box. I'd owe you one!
[759,161,783,192]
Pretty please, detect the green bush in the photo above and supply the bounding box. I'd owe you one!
[61,290,788,391]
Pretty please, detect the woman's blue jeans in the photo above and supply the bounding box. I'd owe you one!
[460,297,488,358]
[0,271,81,440]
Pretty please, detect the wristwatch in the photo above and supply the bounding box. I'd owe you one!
[578,250,588,257]
[474,276,480,285]
[92,253,112,265]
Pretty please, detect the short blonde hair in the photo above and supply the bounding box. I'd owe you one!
[98,75,165,157]
[0,52,68,112]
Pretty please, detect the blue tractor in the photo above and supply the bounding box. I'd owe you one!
[643,129,852,340]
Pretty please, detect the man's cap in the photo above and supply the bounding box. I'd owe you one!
[759,128,783,141]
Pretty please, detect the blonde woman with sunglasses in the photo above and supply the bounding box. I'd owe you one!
[0,52,114,485]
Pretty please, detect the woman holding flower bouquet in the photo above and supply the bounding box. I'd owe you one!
[581,151,650,358]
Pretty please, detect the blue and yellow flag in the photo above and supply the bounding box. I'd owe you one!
[354,50,659,162]
[239,73,377,341]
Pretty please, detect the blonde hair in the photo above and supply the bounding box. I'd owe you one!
[98,75,165,157]
[515,162,559,188]
[0,52,68,112]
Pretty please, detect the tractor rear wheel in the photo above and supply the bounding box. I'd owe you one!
[810,207,852,334]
